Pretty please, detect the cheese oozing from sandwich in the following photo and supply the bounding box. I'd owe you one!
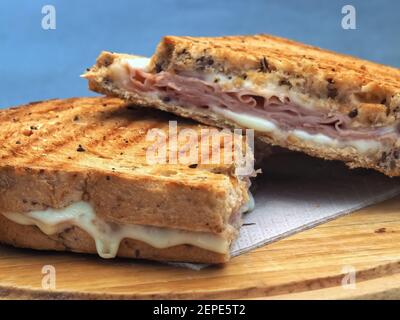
[2,201,232,258]
[107,56,397,155]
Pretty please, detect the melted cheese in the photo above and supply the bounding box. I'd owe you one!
[124,56,151,71]
[2,202,230,258]
[240,191,255,213]
[212,107,382,154]
[212,107,277,133]
[291,129,381,154]
[205,73,291,104]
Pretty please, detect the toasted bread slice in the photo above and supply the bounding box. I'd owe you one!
[84,34,400,176]
[0,97,254,264]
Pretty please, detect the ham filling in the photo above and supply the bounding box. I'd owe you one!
[123,68,396,143]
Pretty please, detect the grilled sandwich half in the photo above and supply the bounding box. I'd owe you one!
[84,34,400,176]
[0,97,254,264]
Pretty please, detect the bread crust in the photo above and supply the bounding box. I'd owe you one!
[154,34,400,120]
[0,97,252,263]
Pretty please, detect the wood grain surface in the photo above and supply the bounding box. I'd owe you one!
[1,195,400,300]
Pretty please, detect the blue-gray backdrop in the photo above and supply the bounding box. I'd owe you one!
[0,0,399,108]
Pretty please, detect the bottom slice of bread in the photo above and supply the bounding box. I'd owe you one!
[0,214,226,264]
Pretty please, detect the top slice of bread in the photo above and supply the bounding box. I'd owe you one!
[0,97,252,235]
[152,34,400,118]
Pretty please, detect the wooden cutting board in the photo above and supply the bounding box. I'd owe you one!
[1,195,400,300]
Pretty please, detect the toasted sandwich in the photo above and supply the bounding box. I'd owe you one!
[84,34,400,176]
[0,97,255,264]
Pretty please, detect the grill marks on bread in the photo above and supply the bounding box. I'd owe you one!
[0,98,158,170]
[0,97,246,181]
[0,99,114,165]
[156,34,400,116]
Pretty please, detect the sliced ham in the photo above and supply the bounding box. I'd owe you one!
[126,69,395,141]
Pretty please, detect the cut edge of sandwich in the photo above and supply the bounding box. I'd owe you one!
[83,34,400,176]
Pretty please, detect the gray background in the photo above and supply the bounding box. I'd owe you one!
[0,0,399,108]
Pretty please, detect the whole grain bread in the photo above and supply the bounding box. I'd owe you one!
[153,34,400,119]
[0,97,253,263]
